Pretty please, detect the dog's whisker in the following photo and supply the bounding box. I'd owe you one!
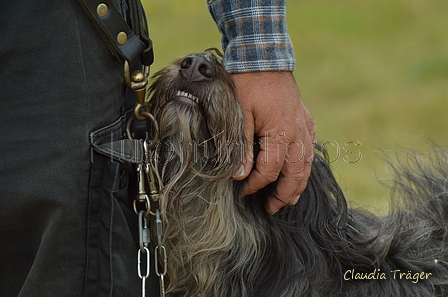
[346,223,361,234]
[196,194,218,206]
[235,200,246,210]
[198,130,225,146]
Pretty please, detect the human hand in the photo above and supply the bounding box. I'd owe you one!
[232,71,316,214]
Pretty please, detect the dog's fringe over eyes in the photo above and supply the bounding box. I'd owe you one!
[146,50,448,296]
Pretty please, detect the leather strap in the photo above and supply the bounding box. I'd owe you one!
[127,0,154,66]
[78,0,154,66]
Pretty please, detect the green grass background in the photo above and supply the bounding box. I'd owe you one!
[141,0,448,214]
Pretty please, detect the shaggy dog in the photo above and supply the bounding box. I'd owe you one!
[146,49,448,296]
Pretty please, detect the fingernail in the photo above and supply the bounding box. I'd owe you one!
[291,195,300,205]
[232,164,245,178]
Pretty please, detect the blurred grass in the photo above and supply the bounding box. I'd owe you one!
[142,0,448,214]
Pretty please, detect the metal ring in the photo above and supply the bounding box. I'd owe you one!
[140,111,160,150]
[142,65,150,79]
[133,195,151,216]
[124,60,132,89]
[124,61,149,90]
[133,103,147,121]
[125,111,159,150]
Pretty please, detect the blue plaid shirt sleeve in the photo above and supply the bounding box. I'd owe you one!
[207,0,295,73]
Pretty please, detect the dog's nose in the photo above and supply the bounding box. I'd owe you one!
[179,56,215,82]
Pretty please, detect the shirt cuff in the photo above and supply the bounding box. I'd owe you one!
[207,0,296,73]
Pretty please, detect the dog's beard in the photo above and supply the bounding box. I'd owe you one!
[152,98,260,297]
[147,52,259,295]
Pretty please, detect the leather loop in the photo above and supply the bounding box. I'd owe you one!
[128,0,154,65]
[78,0,153,66]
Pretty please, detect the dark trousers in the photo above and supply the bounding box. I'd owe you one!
[0,0,152,295]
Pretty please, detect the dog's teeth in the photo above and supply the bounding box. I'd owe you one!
[176,90,199,104]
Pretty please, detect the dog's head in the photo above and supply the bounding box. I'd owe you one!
[148,49,244,179]
[146,49,246,221]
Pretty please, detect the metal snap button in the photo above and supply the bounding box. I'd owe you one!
[96,3,108,17]
[117,32,128,45]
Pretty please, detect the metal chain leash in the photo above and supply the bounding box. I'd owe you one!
[154,209,167,297]
[124,61,167,297]
[137,209,151,296]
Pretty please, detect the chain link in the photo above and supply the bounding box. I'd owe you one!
[137,210,151,296]
[125,60,167,297]
[137,247,150,296]
[154,209,167,296]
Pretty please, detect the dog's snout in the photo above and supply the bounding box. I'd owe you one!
[180,56,215,82]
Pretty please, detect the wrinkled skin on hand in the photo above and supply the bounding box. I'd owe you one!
[232,71,316,214]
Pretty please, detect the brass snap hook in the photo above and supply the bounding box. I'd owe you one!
[124,61,150,121]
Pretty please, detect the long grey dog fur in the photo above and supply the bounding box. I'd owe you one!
[146,49,448,297]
